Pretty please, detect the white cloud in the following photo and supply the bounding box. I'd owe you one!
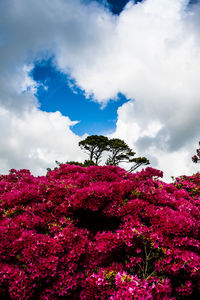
[0,107,83,174]
[56,0,200,180]
[20,65,38,94]
[0,0,103,174]
[0,0,200,179]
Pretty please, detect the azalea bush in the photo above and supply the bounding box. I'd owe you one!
[0,165,199,299]
[192,141,200,164]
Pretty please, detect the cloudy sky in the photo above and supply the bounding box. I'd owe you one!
[0,0,200,181]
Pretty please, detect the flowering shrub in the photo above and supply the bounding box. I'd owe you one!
[0,165,199,299]
[192,141,200,164]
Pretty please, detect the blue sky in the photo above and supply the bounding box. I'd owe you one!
[32,58,128,136]
[0,0,200,180]
[31,0,136,136]
[31,0,199,137]
[99,0,142,14]
[31,0,198,136]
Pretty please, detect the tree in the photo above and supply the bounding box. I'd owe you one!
[106,138,150,171]
[106,138,135,166]
[128,157,150,172]
[78,135,150,171]
[78,135,109,165]
[192,141,200,164]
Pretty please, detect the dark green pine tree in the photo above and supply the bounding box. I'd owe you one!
[106,138,150,171]
[79,135,109,165]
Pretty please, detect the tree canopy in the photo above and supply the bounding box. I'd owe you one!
[106,138,136,166]
[128,156,150,172]
[79,135,109,165]
[79,135,150,171]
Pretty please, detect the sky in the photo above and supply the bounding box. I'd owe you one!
[0,0,200,181]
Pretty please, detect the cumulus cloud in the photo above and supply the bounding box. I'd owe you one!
[0,0,200,179]
[0,106,83,174]
[56,0,200,179]
[0,0,102,173]
[110,0,200,179]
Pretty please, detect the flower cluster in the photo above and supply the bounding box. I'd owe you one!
[192,141,200,163]
[0,165,199,299]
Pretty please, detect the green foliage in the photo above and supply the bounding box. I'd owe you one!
[79,135,109,164]
[106,138,136,166]
[46,160,96,172]
[128,157,150,172]
[105,138,150,171]
[83,160,96,166]
[78,135,150,172]
[50,136,150,173]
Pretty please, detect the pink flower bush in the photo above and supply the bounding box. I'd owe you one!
[192,141,200,164]
[0,165,199,299]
